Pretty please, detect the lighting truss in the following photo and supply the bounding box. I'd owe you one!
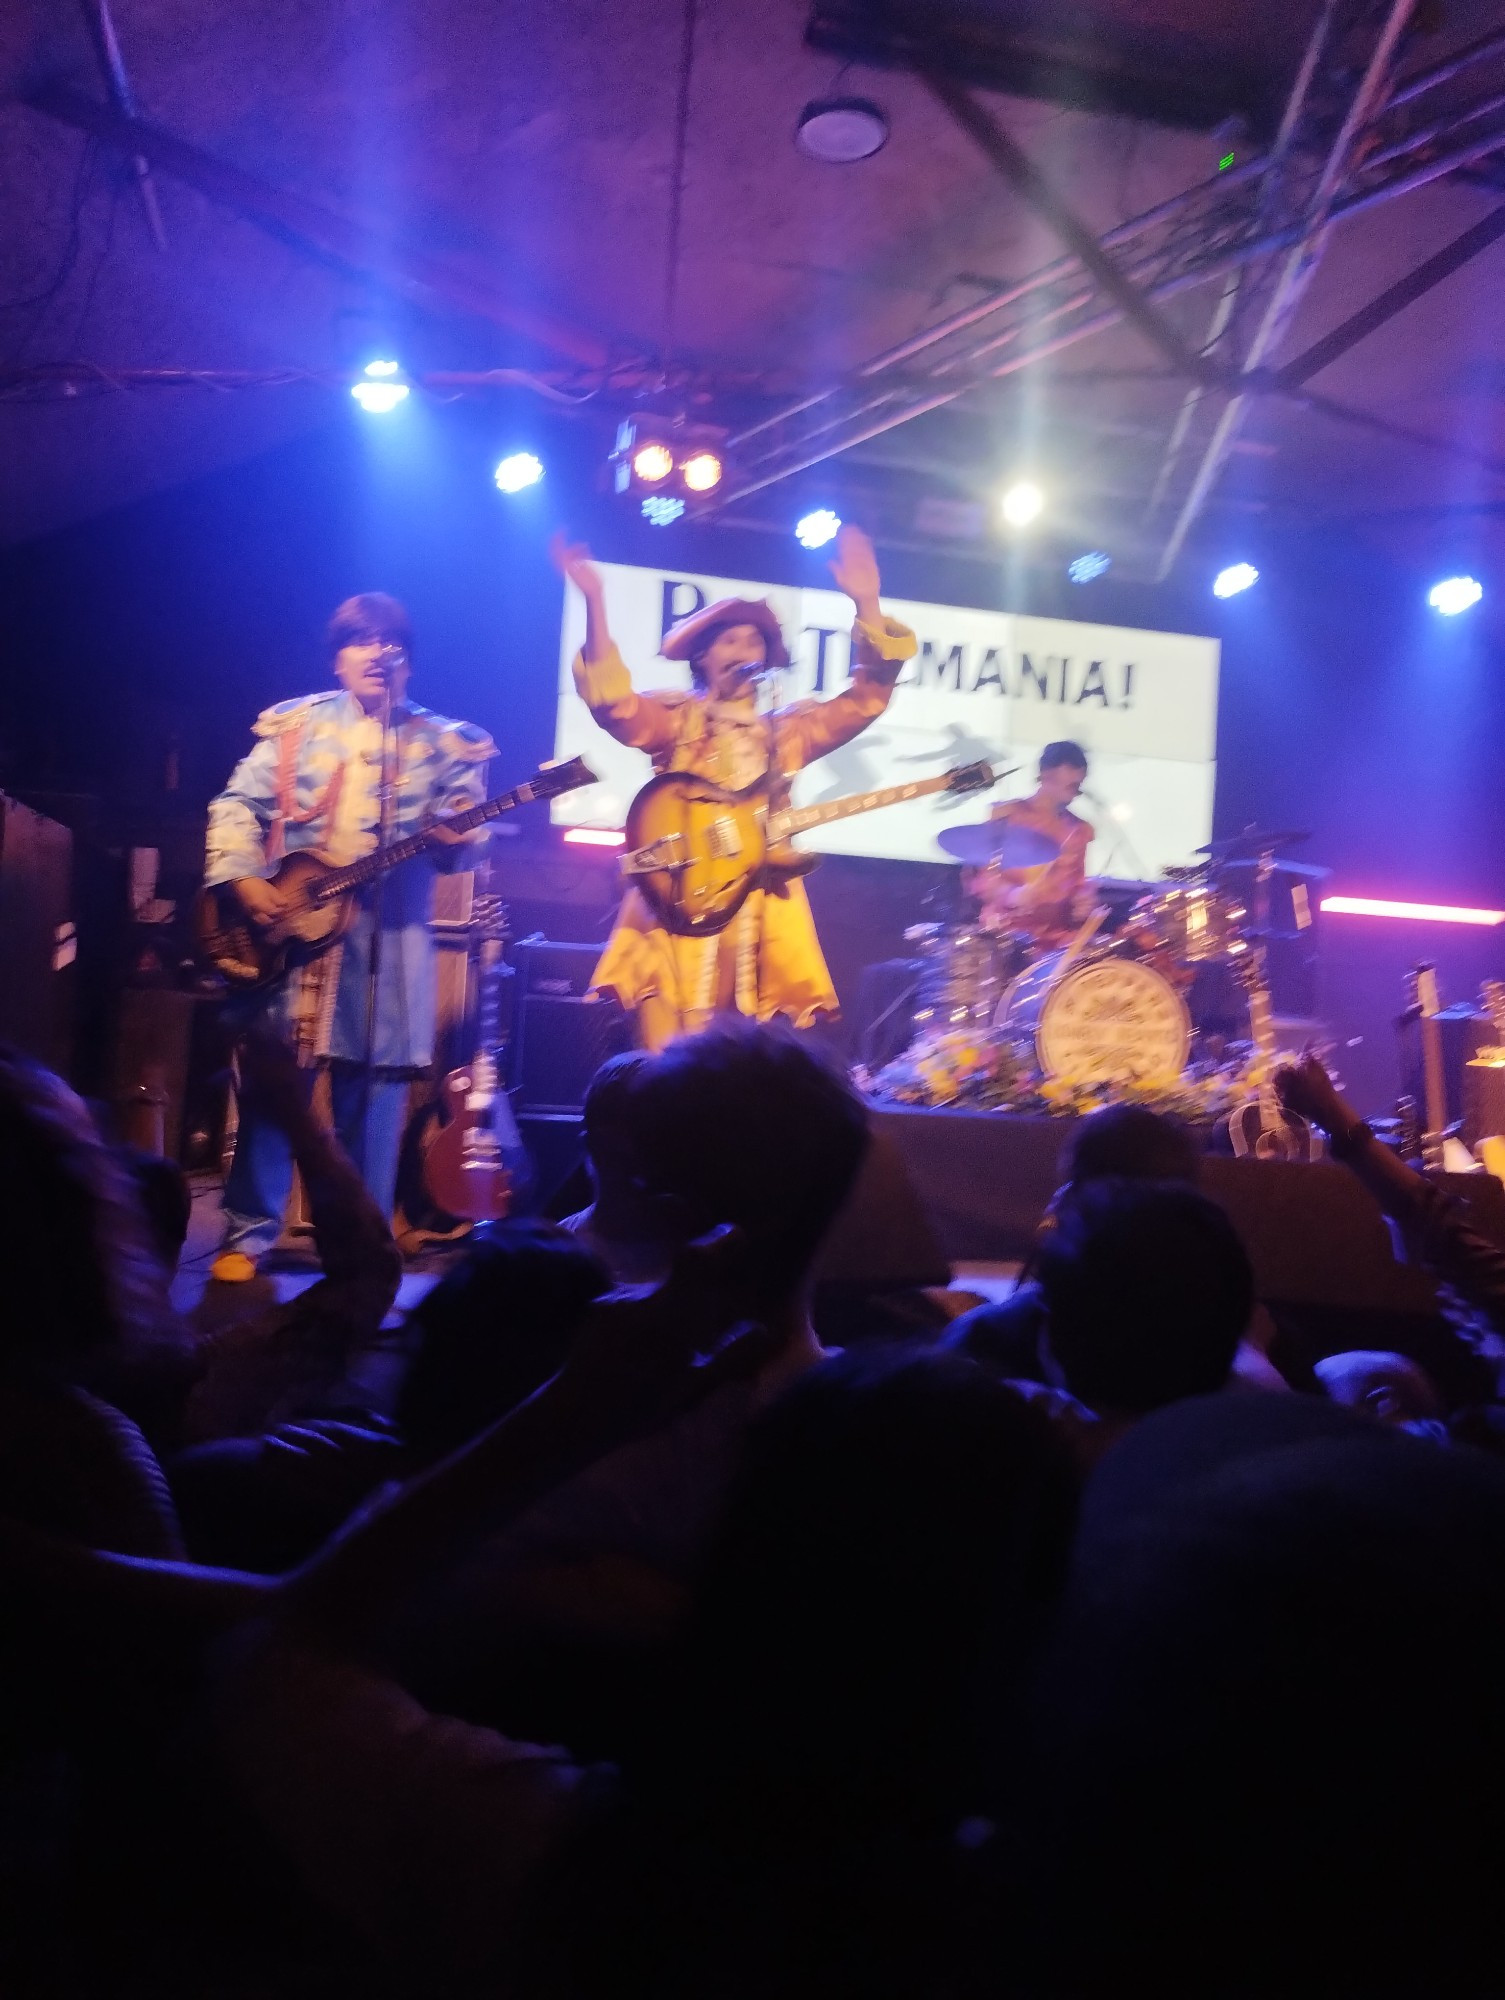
[719,3,1505,571]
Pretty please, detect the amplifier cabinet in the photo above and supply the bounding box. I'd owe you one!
[508,938,629,1113]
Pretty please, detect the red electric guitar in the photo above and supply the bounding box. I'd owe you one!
[421,894,516,1225]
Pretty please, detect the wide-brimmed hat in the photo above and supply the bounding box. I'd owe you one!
[660,596,790,670]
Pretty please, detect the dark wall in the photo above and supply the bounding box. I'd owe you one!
[3,395,1503,1111]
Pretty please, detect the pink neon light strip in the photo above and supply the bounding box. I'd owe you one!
[1320,896,1505,926]
[562,826,626,848]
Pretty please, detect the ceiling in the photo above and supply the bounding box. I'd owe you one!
[2,0,1504,581]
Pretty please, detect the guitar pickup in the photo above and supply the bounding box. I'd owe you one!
[621,834,689,875]
[703,817,744,860]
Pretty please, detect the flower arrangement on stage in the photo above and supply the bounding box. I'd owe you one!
[856,1029,1258,1125]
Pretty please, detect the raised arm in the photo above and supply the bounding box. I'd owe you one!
[552,532,684,756]
[777,525,916,768]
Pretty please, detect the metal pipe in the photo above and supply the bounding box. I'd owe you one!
[1386,25,1505,111]
[77,0,167,249]
[1362,85,1505,173]
[725,151,1271,450]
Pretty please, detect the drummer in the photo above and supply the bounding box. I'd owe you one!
[966,740,1094,952]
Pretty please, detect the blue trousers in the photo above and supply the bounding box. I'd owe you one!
[221,1064,410,1260]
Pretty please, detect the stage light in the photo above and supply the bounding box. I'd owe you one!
[362,358,400,377]
[680,449,723,493]
[351,377,410,413]
[1000,480,1044,528]
[563,827,626,848]
[632,441,675,484]
[1213,561,1259,598]
[1068,550,1111,583]
[642,494,685,526]
[796,508,842,549]
[1321,895,1505,927]
[493,451,544,494]
[1428,575,1482,616]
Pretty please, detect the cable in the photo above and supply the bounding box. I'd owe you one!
[659,0,699,379]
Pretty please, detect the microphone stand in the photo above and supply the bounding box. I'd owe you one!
[358,674,397,1181]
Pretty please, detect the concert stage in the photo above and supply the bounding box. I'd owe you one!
[868,1103,1505,1322]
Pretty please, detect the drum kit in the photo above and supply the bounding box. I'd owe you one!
[919,821,1325,1090]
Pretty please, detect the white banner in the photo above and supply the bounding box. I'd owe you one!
[553,562,1219,877]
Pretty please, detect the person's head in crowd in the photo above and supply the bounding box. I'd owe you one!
[1020,1411,1505,1994]
[626,1021,870,1320]
[575,1347,1078,1996]
[1314,1347,1443,1425]
[119,1147,192,1274]
[578,1051,663,1234]
[1034,1178,1253,1415]
[0,1044,180,1380]
[397,1221,612,1462]
[1058,1102,1199,1188]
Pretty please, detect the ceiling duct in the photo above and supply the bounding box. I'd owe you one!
[805,0,1285,137]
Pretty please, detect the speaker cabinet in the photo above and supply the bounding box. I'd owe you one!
[510,995,632,1114]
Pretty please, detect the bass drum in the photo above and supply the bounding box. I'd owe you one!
[995,949,1191,1087]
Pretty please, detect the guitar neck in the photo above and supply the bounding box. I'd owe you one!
[319,766,581,899]
[1244,957,1279,1102]
[770,770,961,841]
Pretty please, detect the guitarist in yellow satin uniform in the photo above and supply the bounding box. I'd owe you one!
[553,528,916,1050]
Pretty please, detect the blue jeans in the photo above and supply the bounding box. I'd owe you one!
[221,1064,411,1261]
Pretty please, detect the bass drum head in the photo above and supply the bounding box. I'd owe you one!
[998,953,1189,1087]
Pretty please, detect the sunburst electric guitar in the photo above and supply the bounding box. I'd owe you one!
[193,757,595,990]
[621,761,998,938]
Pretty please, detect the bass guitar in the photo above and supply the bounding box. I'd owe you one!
[421,893,518,1226]
[193,756,595,990]
[621,761,998,938]
[1227,947,1324,1162]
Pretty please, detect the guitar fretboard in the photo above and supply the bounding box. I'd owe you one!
[314,760,590,902]
[771,769,980,841]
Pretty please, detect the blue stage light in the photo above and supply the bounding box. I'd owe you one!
[796,508,842,549]
[1068,550,1111,583]
[494,451,544,494]
[1428,575,1483,616]
[1213,561,1259,598]
[362,358,401,377]
[642,494,685,526]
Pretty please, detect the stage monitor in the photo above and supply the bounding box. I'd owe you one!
[553,562,1218,877]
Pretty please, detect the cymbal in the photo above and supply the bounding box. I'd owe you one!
[1213,854,1333,882]
[936,823,1005,865]
[1196,827,1310,859]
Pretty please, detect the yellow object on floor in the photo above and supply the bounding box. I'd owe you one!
[209,1249,258,1284]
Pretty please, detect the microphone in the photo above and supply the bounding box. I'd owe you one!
[375,643,408,675]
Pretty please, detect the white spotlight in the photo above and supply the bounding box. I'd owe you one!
[1000,480,1044,528]
[1429,575,1483,616]
[494,451,544,494]
[351,378,410,414]
[1213,562,1259,598]
[796,508,842,549]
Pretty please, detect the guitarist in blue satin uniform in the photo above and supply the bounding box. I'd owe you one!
[204,593,495,1280]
